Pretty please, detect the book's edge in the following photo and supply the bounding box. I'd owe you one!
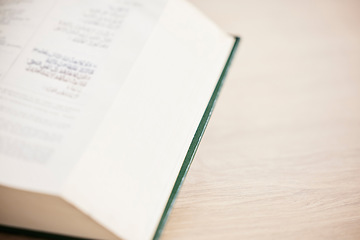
[152,36,240,240]
[0,225,88,240]
[0,183,120,240]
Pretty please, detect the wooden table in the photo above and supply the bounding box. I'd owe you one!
[162,0,360,239]
[1,0,360,239]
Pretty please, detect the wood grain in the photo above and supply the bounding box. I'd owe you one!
[1,0,360,239]
[161,0,360,239]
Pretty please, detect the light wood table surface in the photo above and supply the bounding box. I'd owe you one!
[162,0,360,239]
[1,0,359,240]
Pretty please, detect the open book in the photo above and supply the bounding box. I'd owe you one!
[0,0,239,239]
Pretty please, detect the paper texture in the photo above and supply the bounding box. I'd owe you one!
[0,0,168,193]
[62,0,234,239]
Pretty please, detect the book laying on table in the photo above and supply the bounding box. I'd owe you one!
[0,0,239,239]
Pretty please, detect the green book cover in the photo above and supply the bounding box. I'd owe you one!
[153,36,240,239]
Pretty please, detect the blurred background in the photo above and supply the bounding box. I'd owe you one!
[162,0,360,239]
[1,0,359,239]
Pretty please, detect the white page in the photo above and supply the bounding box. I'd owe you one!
[0,0,168,193]
[63,0,235,239]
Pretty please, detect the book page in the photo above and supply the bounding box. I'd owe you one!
[0,0,168,193]
[62,0,235,239]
